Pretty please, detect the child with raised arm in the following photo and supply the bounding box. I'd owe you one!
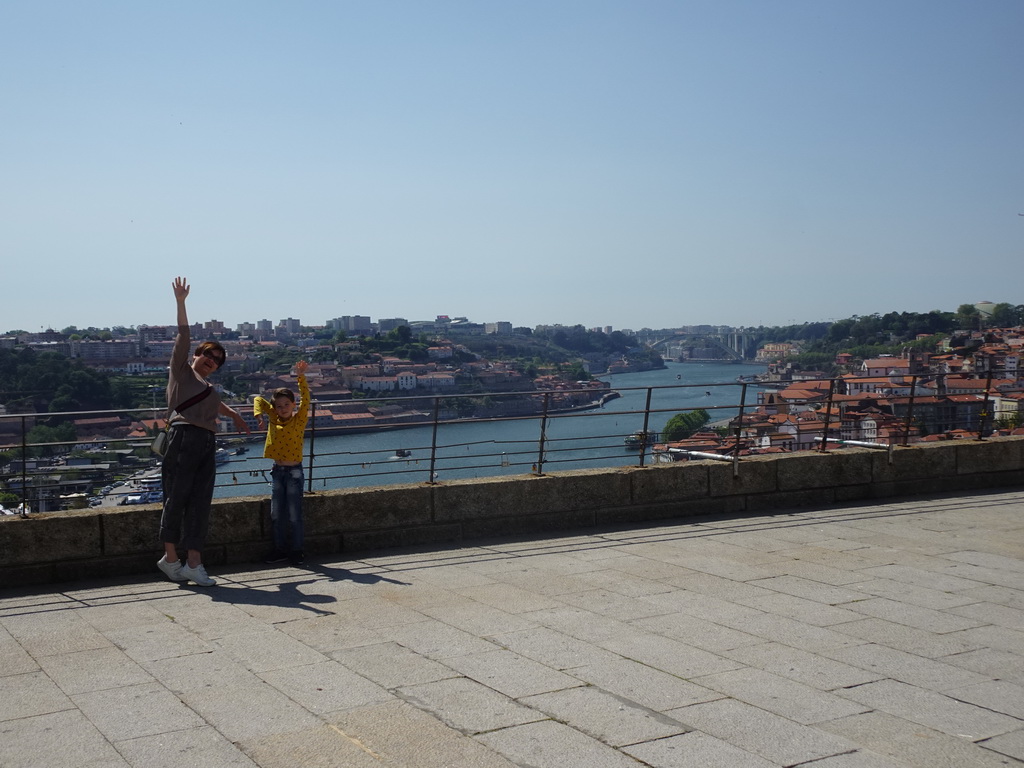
[254,360,310,565]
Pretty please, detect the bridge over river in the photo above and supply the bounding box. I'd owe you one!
[637,329,758,361]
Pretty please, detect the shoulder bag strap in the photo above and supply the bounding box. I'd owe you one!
[174,386,213,414]
[165,386,214,421]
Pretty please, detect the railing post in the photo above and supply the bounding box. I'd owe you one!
[978,370,994,440]
[535,392,550,476]
[306,398,317,493]
[818,378,837,452]
[903,374,918,446]
[20,414,29,517]
[427,396,441,483]
[733,382,748,458]
[638,387,653,467]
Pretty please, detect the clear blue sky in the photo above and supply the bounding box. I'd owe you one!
[3,1,1022,334]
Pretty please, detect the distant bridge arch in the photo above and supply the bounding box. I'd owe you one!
[642,331,757,361]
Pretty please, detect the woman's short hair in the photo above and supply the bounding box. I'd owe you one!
[194,340,226,368]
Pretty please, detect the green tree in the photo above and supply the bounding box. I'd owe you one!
[25,423,76,456]
[564,362,591,381]
[955,303,981,330]
[989,302,1020,328]
[662,409,710,441]
[387,325,413,344]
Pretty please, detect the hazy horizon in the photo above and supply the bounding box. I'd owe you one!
[3,301,998,336]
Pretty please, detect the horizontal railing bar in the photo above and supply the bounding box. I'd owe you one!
[5,369,1021,512]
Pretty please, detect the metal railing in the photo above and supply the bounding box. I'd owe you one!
[2,368,1020,513]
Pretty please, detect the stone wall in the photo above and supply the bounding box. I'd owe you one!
[3,437,1022,587]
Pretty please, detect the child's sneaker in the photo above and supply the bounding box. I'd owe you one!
[157,555,187,582]
[181,563,216,587]
[289,550,305,566]
[263,550,288,564]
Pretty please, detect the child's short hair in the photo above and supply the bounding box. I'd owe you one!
[272,387,295,403]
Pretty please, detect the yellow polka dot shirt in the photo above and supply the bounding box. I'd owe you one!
[253,374,309,464]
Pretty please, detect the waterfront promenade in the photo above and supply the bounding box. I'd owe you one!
[2,489,1023,767]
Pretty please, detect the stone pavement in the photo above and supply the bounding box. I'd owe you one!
[2,489,1023,768]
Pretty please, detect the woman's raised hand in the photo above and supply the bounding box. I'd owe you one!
[172,276,190,301]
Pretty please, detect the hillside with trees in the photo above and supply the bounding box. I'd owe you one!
[0,348,134,414]
[750,303,1023,372]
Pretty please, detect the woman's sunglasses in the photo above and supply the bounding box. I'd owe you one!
[198,350,225,367]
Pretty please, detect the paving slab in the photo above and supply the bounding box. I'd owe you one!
[831,616,982,658]
[214,628,329,672]
[840,596,987,633]
[114,725,258,768]
[0,709,129,768]
[978,727,1024,763]
[520,685,690,747]
[796,751,915,767]
[475,718,645,768]
[275,612,384,653]
[236,723,386,768]
[36,645,153,694]
[259,660,393,714]
[939,646,1024,686]
[838,576,982,610]
[180,681,322,744]
[942,679,1024,720]
[948,599,1024,630]
[329,699,520,768]
[397,676,545,734]
[826,642,990,691]
[378,617,503,659]
[104,619,214,662]
[569,656,724,711]
[667,697,862,766]
[439,647,585,698]
[835,678,1022,741]
[489,624,623,669]
[73,680,206,741]
[141,648,261,693]
[692,666,870,724]
[0,634,39,677]
[2,611,112,657]
[820,710,1021,768]
[331,640,461,689]
[722,641,882,690]
[622,730,778,767]
[0,488,1022,768]
[0,670,73,722]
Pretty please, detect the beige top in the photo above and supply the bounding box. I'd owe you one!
[166,325,221,432]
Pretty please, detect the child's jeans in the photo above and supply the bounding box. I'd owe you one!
[270,464,304,553]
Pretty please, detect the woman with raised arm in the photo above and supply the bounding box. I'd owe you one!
[157,276,249,586]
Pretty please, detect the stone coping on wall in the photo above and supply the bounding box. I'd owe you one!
[2,437,1022,587]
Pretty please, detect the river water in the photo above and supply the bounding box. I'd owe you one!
[213,360,767,498]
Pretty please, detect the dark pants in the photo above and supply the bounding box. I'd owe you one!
[270,464,304,553]
[159,424,216,552]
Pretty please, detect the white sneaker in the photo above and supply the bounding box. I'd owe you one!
[181,563,216,587]
[157,555,187,582]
